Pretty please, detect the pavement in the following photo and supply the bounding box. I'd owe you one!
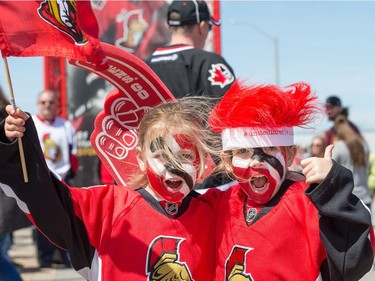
[8,226,375,281]
[9,227,84,281]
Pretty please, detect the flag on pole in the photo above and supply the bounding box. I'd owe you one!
[0,0,108,70]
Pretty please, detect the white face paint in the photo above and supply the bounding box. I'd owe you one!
[232,157,251,169]
[146,134,199,202]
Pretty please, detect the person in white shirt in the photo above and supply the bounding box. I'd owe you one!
[31,89,77,268]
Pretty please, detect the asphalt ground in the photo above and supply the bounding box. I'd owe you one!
[9,227,84,281]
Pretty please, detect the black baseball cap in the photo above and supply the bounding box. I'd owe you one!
[326,96,342,107]
[167,0,221,27]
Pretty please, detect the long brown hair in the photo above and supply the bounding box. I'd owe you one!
[334,114,367,167]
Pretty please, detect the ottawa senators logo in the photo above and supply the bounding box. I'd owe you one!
[146,236,193,281]
[208,63,235,89]
[225,246,254,281]
[42,133,61,163]
[37,0,87,44]
[115,9,148,53]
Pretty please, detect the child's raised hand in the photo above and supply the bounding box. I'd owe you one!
[4,105,29,141]
[300,145,334,184]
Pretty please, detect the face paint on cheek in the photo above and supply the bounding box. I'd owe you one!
[164,162,195,190]
[252,148,284,180]
[234,166,279,206]
[173,134,201,168]
[145,136,199,202]
[266,150,287,185]
[146,165,178,201]
[146,153,172,200]
[146,162,189,202]
[146,163,195,202]
[232,150,287,206]
[231,156,251,178]
[166,134,200,190]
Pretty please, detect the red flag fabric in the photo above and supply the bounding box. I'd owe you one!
[0,0,108,70]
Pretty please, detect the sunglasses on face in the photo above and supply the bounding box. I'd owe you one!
[325,104,339,110]
[312,143,322,147]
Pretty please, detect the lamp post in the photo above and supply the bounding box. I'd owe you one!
[230,19,280,86]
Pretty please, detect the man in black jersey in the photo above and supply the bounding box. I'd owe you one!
[145,0,235,100]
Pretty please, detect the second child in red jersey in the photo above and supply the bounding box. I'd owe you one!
[202,81,374,281]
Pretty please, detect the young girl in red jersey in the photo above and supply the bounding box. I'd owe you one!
[0,97,219,280]
[202,80,374,281]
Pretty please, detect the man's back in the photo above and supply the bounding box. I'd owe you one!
[145,0,235,99]
[146,44,234,99]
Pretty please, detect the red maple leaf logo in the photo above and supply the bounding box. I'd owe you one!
[208,63,234,88]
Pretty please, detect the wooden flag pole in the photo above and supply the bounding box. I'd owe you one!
[2,57,29,183]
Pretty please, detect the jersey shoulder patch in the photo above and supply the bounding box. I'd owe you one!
[208,63,235,88]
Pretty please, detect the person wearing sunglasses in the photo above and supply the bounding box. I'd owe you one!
[32,89,78,269]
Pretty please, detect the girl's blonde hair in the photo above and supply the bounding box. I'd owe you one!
[130,96,221,189]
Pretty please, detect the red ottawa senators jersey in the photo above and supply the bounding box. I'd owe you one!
[144,44,235,99]
[201,173,375,281]
[0,119,215,280]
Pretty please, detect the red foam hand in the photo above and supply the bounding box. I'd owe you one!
[69,43,174,186]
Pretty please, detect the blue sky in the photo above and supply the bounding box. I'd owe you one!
[220,1,375,135]
[1,1,374,148]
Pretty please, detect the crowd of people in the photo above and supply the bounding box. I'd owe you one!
[293,95,374,211]
[0,0,374,280]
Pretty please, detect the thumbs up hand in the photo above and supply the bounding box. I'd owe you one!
[300,145,334,184]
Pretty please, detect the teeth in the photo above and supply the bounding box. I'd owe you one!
[165,179,183,189]
[167,180,180,183]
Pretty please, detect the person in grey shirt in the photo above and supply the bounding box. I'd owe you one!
[332,114,372,209]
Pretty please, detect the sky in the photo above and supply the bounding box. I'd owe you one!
[1,0,375,149]
[220,1,375,139]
